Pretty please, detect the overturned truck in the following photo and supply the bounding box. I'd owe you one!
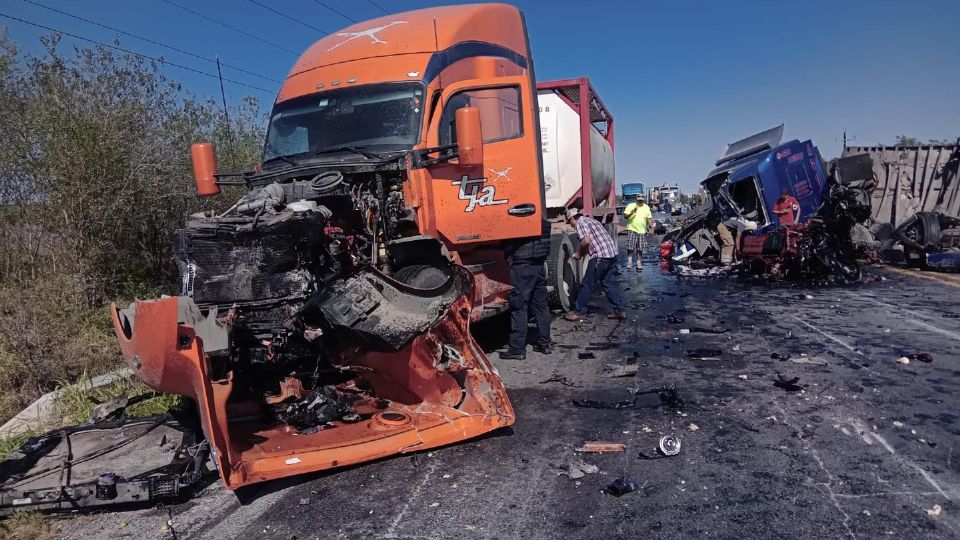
[107,4,580,489]
[664,125,870,280]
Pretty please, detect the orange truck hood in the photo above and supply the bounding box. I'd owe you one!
[111,267,514,489]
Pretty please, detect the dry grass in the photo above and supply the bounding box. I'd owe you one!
[0,511,50,540]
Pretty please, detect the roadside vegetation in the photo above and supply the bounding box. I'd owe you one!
[0,28,266,430]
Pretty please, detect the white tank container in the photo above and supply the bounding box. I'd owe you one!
[538,91,615,210]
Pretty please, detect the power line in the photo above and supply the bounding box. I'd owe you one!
[19,0,280,84]
[0,12,275,95]
[311,0,358,23]
[365,0,390,15]
[159,0,298,56]
[247,0,329,34]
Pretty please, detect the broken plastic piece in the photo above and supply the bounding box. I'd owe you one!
[575,442,625,453]
[603,364,639,378]
[903,353,933,363]
[773,372,803,392]
[687,348,722,360]
[607,477,639,497]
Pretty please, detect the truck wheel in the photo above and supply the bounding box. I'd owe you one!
[393,265,450,289]
[547,234,579,311]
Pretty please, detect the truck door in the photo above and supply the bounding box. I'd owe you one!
[424,77,544,244]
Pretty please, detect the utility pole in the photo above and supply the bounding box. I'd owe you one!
[216,56,232,144]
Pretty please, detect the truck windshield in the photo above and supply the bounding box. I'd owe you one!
[263,83,424,162]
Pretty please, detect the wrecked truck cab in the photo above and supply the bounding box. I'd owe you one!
[112,265,514,490]
[704,124,828,234]
[667,125,836,269]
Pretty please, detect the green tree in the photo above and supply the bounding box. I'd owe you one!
[0,29,266,422]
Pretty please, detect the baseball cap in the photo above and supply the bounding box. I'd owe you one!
[565,207,581,220]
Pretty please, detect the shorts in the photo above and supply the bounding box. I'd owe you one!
[625,230,647,252]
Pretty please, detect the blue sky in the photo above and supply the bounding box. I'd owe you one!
[4,0,959,192]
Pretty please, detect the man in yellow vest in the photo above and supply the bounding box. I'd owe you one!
[623,194,654,271]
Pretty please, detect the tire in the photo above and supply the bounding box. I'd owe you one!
[392,264,450,289]
[546,233,579,311]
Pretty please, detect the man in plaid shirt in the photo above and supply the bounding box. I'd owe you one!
[562,208,626,321]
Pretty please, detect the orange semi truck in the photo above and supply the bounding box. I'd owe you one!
[112,3,615,489]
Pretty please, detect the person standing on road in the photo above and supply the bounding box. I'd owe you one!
[772,187,800,226]
[562,208,626,322]
[499,220,552,360]
[622,194,654,272]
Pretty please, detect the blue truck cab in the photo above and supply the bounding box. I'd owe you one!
[703,125,828,233]
[622,182,646,199]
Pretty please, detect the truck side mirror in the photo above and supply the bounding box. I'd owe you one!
[455,107,483,167]
[191,142,221,197]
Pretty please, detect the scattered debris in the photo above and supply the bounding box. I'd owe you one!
[892,421,904,428]
[572,398,635,410]
[771,352,791,361]
[737,374,748,380]
[927,504,942,518]
[576,441,626,453]
[603,364,640,378]
[732,344,742,352]
[606,477,640,497]
[790,356,827,366]
[578,352,597,360]
[773,373,803,392]
[0,415,208,515]
[679,329,691,335]
[687,348,722,360]
[688,326,728,334]
[430,502,440,508]
[299,498,311,505]
[557,458,599,479]
[901,353,933,363]
[539,375,583,387]
[658,435,682,456]
[896,356,911,365]
[687,423,700,432]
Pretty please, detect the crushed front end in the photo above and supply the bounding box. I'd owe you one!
[111,169,514,490]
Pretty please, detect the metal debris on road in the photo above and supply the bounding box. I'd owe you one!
[603,364,639,378]
[557,458,599,479]
[790,356,828,366]
[539,375,583,387]
[658,435,682,456]
[686,348,722,360]
[773,373,804,392]
[575,442,626,453]
[901,353,934,363]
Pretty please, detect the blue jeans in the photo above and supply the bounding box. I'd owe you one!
[574,256,623,315]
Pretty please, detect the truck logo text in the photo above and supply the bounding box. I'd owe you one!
[452,175,508,212]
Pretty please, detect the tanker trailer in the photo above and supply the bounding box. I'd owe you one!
[537,78,616,311]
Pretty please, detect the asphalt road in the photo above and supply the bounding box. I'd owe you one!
[57,256,960,539]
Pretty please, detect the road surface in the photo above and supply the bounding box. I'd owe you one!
[54,257,960,539]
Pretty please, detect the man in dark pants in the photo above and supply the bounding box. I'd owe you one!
[499,220,552,360]
[562,207,626,321]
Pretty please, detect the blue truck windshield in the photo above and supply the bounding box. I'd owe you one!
[263,83,424,162]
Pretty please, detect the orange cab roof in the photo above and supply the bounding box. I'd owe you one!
[287,3,527,78]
